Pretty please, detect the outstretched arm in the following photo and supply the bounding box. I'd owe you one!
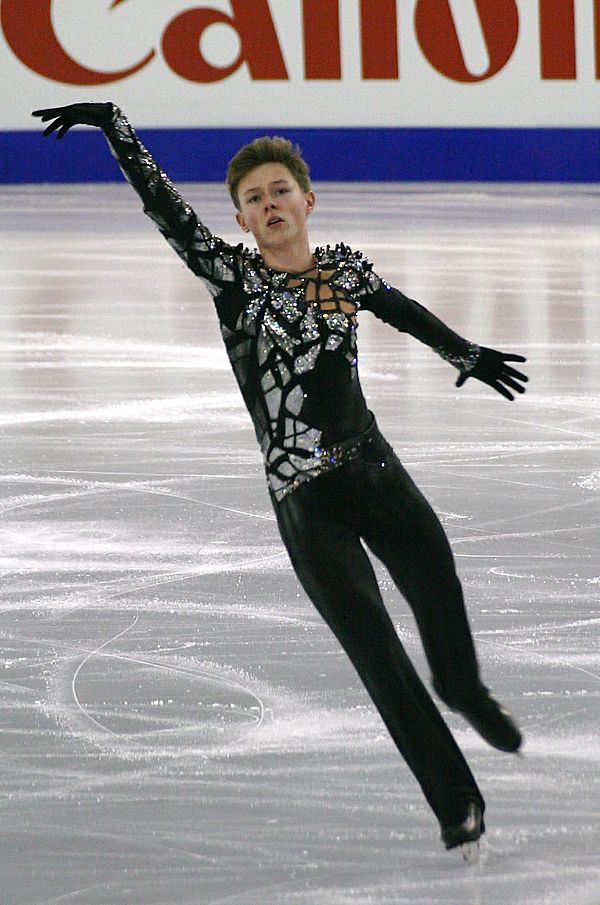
[32,104,241,291]
[362,279,528,401]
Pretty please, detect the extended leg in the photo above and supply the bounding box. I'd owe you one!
[360,451,521,752]
[360,452,481,708]
[272,482,485,828]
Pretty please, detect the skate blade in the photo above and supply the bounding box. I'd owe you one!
[459,840,480,863]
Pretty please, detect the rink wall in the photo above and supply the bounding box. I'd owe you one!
[3,127,600,184]
[2,0,600,183]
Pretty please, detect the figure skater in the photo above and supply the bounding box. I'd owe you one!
[32,103,528,853]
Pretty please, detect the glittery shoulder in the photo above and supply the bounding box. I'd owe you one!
[316,243,380,297]
[317,243,370,268]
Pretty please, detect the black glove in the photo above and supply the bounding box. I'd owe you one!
[31,103,116,138]
[456,347,528,401]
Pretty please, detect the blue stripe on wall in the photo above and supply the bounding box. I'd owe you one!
[2,127,600,183]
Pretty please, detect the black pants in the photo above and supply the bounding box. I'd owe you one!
[270,416,485,828]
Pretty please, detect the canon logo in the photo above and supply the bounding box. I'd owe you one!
[1,0,595,87]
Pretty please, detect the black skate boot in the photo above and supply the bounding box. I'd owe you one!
[459,692,522,753]
[441,801,485,851]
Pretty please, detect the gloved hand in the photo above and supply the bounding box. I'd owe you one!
[456,347,528,401]
[32,103,116,138]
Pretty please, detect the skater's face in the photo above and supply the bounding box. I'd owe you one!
[235,162,315,258]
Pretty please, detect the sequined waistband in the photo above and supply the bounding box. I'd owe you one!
[267,414,391,503]
[312,415,380,468]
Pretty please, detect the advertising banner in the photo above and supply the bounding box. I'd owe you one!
[2,0,600,181]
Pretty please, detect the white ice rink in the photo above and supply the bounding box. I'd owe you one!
[1,181,599,904]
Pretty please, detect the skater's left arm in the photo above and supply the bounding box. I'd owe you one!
[361,279,528,401]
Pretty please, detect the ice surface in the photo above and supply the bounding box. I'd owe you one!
[0,182,599,904]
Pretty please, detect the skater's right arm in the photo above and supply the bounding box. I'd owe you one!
[31,103,241,292]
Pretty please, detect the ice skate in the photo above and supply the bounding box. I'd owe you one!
[459,692,522,753]
[459,839,481,863]
[441,801,485,857]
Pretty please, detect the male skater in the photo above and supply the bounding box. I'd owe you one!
[33,102,527,854]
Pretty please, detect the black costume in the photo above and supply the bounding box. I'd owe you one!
[103,112,483,503]
[33,103,526,846]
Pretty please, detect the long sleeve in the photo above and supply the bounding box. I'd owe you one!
[361,279,480,374]
[102,107,242,294]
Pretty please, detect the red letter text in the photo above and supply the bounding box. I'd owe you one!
[414,0,519,83]
[162,1,288,83]
[1,0,154,85]
[539,0,576,79]
[361,0,399,79]
[303,0,341,79]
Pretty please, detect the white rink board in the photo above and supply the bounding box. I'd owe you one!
[3,0,600,129]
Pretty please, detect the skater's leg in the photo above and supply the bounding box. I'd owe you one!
[359,447,481,709]
[272,480,485,828]
[359,444,521,751]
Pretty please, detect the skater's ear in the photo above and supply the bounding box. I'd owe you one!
[236,210,252,234]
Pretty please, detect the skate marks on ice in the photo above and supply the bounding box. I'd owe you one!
[1,183,600,903]
[1,515,597,903]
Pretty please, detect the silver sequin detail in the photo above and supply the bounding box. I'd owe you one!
[435,342,480,373]
[295,426,321,450]
[270,288,303,323]
[300,308,321,342]
[264,310,300,356]
[243,296,263,330]
[325,335,343,351]
[257,328,274,365]
[323,311,349,332]
[294,344,321,374]
[334,269,360,292]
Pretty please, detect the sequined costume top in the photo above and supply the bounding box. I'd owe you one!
[102,110,480,501]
